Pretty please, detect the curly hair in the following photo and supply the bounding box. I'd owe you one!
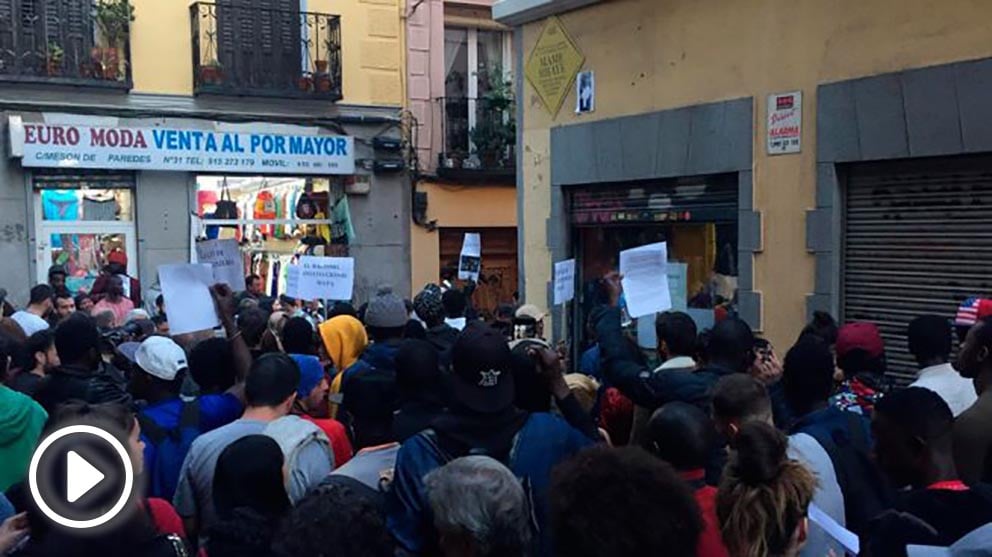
[716,422,816,557]
[273,483,392,557]
[550,446,702,557]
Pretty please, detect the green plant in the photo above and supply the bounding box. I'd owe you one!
[94,0,135,49]
[469,66,515,165]
[47,41,64,64]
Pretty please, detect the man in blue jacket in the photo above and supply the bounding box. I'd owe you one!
[387,323,595,556]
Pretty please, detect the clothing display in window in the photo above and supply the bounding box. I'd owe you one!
[82,191,119,221]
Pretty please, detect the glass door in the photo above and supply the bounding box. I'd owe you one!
[34,186,137,294]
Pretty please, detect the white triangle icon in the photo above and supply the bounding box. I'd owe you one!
[66,450,105,503]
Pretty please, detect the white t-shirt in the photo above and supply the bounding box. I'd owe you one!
[910,363,978,417]
[11,311,49,336]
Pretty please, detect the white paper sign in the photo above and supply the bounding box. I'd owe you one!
[10,117,355,175]
[195,239,244,289]
[668,262,688,312]
[767,91,802,155]
[298,256,354,301]
[158,263,221,336]
[553,259,576,305]
[808,504,859,556]
[458,233,482,282]
[285,264,302,299]
[620,242,671,318]
[576,71,595,114]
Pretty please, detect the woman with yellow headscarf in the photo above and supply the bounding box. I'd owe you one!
[318,315,369,417]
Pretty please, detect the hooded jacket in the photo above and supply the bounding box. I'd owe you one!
[33,363,132,416]
[0,386,47,491]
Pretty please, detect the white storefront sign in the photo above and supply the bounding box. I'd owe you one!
[767,91,802,155]
[8,116,355,175]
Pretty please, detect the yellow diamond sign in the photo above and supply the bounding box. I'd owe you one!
[525,17,585,117]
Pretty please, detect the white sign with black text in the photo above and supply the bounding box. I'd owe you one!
[553,259,576,305]
[297,256,354,301]
[458,233,482,282]
[767,91,802,155]
[576,71,595,114]
[194,239,244,290]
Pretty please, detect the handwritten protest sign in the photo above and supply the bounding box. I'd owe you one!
[298,256,354,301]
[553,259,576,305]
[195,239,244,289]
[619,242,671,318]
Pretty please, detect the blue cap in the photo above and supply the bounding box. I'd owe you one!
[290,354,324,398]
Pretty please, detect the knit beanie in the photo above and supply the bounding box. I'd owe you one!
[364,286,408,328]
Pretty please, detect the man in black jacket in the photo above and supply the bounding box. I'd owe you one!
[34,313,131,414]
[594,273,756,411]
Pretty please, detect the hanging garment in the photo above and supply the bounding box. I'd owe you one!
[82,191,119,221]
[331,196,357,245]
[42,190,79,221]
[255,190,277,237]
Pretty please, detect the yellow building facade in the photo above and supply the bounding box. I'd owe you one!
[500,0,992,376]
[0,0,411,306]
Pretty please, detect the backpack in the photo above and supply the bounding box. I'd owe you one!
[805,411,892,537]
[263,415,333,503]
[137,400,201,500]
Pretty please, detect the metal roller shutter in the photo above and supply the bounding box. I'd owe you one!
[843,156,992,384]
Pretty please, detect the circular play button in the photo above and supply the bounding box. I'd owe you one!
[28,425,135,529]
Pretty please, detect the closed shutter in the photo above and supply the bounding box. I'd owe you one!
[843,156,992,384]
[570,175,738,227]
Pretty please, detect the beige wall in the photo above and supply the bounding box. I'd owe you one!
[411,182,517,289]
[519,0,992,349]
[130,0,404,106]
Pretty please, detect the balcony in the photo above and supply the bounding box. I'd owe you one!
[437,96,516,182]
[190,2,341,101]
[0,0,133,89]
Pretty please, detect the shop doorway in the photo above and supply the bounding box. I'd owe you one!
[439,227,518,320]
[33,174,137,293]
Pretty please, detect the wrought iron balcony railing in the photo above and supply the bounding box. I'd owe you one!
[190,2,342,101]
[437,96,515,179]
[0,0,133,88]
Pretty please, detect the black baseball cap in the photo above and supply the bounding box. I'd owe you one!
[451,322,515,413]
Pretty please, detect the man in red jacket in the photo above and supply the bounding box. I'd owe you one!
[90,249,141,308]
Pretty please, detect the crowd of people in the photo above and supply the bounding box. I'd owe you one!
[0,266,991,556]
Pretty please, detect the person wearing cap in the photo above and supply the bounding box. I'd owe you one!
[908,315,977,418]
[340,287,407,419]
[127,336,243,499]
[953,316,992,485]
[90,249,142,307]
[513,304,547,340]
[830,322,890,418]
[387,322,595,556]
[413,284,459,368]
[866,388,992,557]
[289,354,353,468]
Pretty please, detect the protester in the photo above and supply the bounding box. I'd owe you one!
[91,250,141,307]
[596,272,756,411]
[0,335,46,492]
[245,274,265,298]
[908,314,977,417]
[9,330,58,397]
[425,456,533,557]
[832,322,888,416]
[442,288,468,331]
[866,388,992,556]
[492,303,515,340]
[206,435,291,557]
[340,287,406,419]
[273,484,393,557]
[952,315,992,484]
[387,323,594,555]
[91,275,135,327]
[716,421,816,557]
[318,314,369,418]
[281,316,316,355]
[46,265,70,298]
[126,336,243,500]
[74,293,94,315]
[51,292,75,324]
[173,353,330,543]
[782,336,890,536]
[188,337,237,395]
[711,374,773,443]
[550,446,702,557]
[797,310,839,346]
[393,339,447,442]
[513,304,546,340]
[413,284,459,366]
[33,312,131,414]
[289,353,353,467]
[10,402,187,557]
[11,284,52,336]
[643,402,730,557]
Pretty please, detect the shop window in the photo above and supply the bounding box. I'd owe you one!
[195,175,354,299]
[33,173,136,293]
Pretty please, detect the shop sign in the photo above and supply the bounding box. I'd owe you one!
[767,91,802,155]
[525,17,585,117]
[8,117,355,175]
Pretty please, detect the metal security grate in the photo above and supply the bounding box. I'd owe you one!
[842,155,992,384]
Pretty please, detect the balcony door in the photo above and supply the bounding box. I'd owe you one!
[0,0,96,78]
[215,0,302,92]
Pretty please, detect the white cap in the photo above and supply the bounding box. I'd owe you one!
[135,336,188,381]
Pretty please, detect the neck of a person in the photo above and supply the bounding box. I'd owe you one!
[976,368,992,397]
[146,390,177,405]
[918,453,959,489]
[242,405,286,422]
[27,304,45,317]
[29,365,46,378]
[919,357,947,370]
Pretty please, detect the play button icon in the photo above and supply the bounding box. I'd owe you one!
[29,424,135,530]
[66,450,106,503]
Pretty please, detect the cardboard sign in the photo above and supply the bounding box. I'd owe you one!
[158,263,220,336]
[457,233,482,282]
[767,91,802,155]
[195,239,244,289]
[297,256,354,301]
[553,259,576,305]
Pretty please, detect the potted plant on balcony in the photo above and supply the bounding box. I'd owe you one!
[200,58,224,86]
[314,38,334,93]
[469,67,515,168]
[298,72,314,92]
[93,0,135,80]
[46,42,64,76]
